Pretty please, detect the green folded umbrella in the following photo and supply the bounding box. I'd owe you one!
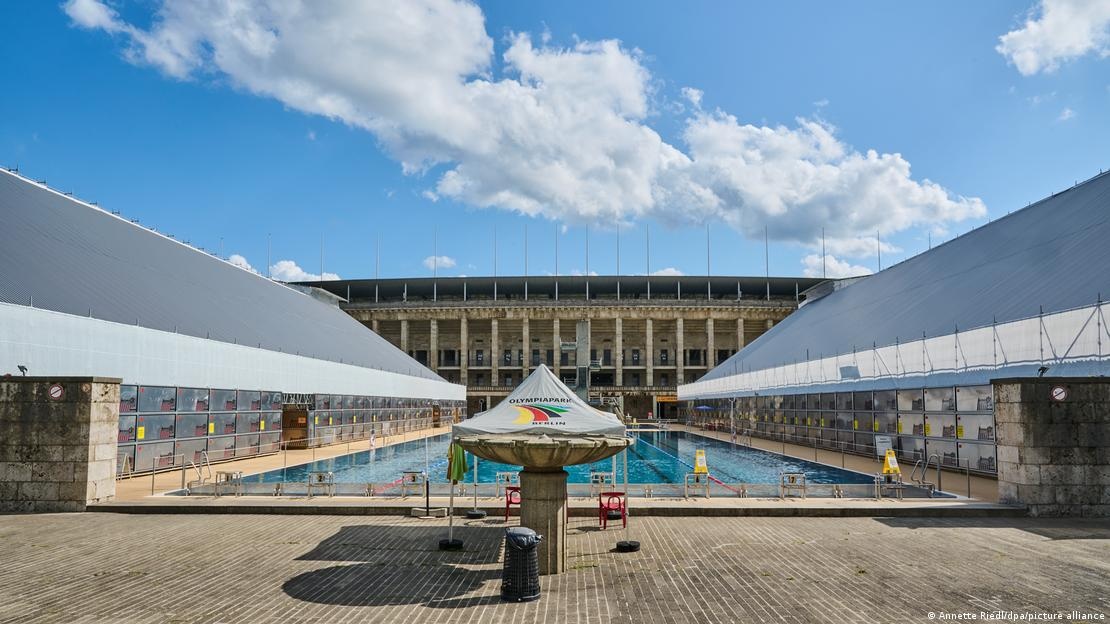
[443,441,470,550]
[446,441,468,484]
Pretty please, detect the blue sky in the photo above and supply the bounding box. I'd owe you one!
[2,1,1107,281]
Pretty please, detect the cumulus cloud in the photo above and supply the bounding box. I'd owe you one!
[997,0,1110,75]
[270,260,340,282]
[801,254,873,279]
[650,267,684,276]
[423,255,457,270]
[66,0,986,266]
[1057,106,1076,121]
[681,87,703,108]
[228,253,257,273]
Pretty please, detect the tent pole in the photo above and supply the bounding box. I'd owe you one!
[448,480,456,542]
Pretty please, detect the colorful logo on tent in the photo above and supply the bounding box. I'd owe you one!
[513,403,570,424]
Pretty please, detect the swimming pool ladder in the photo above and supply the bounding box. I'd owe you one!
[186,451,213,492]
[909,453,940,497]
[116,455,133,481]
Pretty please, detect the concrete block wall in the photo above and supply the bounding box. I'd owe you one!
[0,377,119,512]
[994,377,1110,517]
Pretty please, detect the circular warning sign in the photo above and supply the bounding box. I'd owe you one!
[1050,386,1067,402]
[48,383,64,401]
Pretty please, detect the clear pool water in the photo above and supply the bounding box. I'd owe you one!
[242,431,873,485]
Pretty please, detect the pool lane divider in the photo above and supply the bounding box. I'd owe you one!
[632,434,743,495]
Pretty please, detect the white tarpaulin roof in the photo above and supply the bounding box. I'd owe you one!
[453,364,625,438]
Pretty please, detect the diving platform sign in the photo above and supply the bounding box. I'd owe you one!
[685,450,711,498]
[876,449,906,500]
[694,450,708,474]
[882,449,901,475]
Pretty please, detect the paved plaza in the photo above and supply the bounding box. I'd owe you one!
[0,513,1106,623]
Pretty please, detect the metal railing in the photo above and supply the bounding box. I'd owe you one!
[686,423,978,498]
[121,416,447,487]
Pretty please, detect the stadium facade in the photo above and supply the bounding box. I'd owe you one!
[298,274,823,420]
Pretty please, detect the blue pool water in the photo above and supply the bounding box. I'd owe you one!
[243,431,873,485]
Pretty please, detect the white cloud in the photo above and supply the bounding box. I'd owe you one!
[423,255,457,270]
[67,0,986,255]
[228,253,257,273]
[818,236,900,259]
[421,190,440,202]
[650,267,684,276]
[813,98,829,108]
[1027,91,1057,106]
[801,254,873,279]
[306,130,316,141]
[1057,106,1076,121]
[568,269,599,276]
[997,0,1110,75]
[681,87,703,108]
[63,0,120,31]
[270,259,340,282]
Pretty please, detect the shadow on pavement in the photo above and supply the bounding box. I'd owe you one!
[284,523,508,608]
[875,516,1110,540]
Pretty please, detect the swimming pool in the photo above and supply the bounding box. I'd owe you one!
[240,430,874,486]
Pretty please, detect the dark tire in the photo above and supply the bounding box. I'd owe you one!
[466,509,488,520]
[616,540,640,553]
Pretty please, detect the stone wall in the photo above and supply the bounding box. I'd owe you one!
[0,377,119,512]
[995,377,1110,517]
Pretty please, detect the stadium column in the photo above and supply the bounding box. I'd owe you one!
[429,319,439,372]
[645,318,654,386]
[706,317,715,369]
[491,318,499,384]
[615,317,623,386]
[400,319,409,355]
[522,317,530,376]
[459,317,468,382]
[737,317,745,349]
[371,319,380,334]
[676,317,685,385]
[552,318,561,376]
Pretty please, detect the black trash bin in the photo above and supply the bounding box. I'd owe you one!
[501,527,543,602]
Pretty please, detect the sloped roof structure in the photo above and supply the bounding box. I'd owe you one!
[700,170,1110,385]
[0,170,439,380]
[453,364,625,438]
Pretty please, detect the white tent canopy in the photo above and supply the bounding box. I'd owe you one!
[453,364,625,438]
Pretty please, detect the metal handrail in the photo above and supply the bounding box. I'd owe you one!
[909,453,940,487]
[200,450,213,482]
[116,455,133,480]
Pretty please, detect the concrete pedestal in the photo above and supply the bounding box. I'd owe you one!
[994,377,1110,517]
[519,468,568,575]
[0,376,120,512]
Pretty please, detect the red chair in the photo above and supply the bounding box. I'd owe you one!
[599,491,627,529]
[504,485,521,521]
